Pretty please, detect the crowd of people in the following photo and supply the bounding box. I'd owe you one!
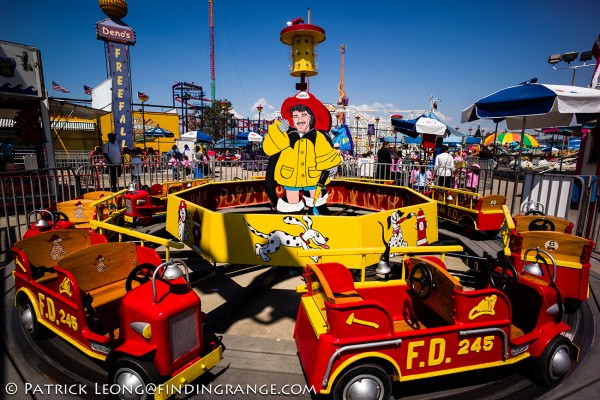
[93,135,219,190]
[361,141,491,193]
[91,131,490,194]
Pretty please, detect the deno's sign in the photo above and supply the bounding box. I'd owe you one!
[96,20,136,45]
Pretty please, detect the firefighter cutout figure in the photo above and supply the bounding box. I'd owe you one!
[74,201,86,219]
[95,254,108,273]
[415,208,429,246]
[264,91,341,215]
[178,200,189,241]
[192,209,202,253]
[48,234,67,261]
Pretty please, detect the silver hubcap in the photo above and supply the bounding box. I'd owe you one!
[549,345,571,380]
[345,375,383,400]
[20,304,34,333]
[114,368,146,400]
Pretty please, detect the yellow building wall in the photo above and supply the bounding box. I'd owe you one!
[51,111,180,154]
[98,110,180,154]
[51,117,100,152]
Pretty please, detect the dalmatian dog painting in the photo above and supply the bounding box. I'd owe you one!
[244,215,329,262]
[385,210,415,256]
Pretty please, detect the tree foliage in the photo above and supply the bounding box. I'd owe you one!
[187,99,233,142]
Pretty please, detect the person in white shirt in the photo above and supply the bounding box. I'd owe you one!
[433,145,454,188]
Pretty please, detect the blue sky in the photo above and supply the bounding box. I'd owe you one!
[2,0,599,135]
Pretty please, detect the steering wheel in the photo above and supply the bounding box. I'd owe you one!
[488,260,519,292]
[126,263,157,291]
[409,263,435,299]
[42,210,70,223]
[528,218,555,232]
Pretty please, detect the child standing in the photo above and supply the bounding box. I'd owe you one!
[465,164,480,192]
[168,151,180,180]
[410,163,432,192]
[130,149,143,188]
[181,155,192,179]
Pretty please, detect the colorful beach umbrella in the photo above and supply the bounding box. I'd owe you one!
[483,132,539,147]
[461,80,600,181]
[180,130,213,143]
[461,81,600,129]
[391,114,446,138]
[236,131,263,142]
[144,127,174,138]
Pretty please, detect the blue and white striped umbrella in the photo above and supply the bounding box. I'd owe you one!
[461,81,600,129]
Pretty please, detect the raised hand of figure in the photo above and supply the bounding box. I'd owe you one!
[278,119,290,133]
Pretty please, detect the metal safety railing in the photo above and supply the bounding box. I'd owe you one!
[1,159,597,261]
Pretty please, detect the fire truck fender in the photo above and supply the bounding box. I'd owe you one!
[108,339,157,363]
[14,287,37,309]
[527,322,571,358]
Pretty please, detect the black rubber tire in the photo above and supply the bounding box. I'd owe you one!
[333,363,392,400]
[20,298,46,339]
[109,356,161,400]
[533,335,572,387]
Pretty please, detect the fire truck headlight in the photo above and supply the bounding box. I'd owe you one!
[136,199,146,206]
[130,322,152,339]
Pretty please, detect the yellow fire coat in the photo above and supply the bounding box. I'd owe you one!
[264,120,341,188]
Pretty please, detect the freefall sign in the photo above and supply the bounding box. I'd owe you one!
[96,18,136,149]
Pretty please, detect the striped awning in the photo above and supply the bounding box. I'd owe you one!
[0,118,96,131]
[0,118,14,128]
[51,120,96,131]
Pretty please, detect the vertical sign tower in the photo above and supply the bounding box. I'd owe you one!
[96,0,136,149]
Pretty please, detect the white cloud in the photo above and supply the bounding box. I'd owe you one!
[251,98,278,120]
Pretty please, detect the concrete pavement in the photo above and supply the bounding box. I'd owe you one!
[2,247,600,399]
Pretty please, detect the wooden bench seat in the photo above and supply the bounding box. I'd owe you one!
[12,229,108,282]
[512,231,593,269]
[511,324,525,339]
[56,199,95,229]
[57,242,138,308]
[393,319,427,332]
[82,191,114,201]
[477,194,506,212]
[513,215,574,234]
[409,257,463,325]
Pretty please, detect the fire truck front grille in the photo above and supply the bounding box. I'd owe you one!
[169,307,200,362]
[125,198,132,214]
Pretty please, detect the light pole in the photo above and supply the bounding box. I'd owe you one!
[183,93,191,133]
[220,100,229,150]
[354,115,361,154]
[138,92,149,150]
[257,104,263,133]
[375,116,380,152]
[548,51,595,85]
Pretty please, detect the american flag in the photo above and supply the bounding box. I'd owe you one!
[138,91,149,102]
[52,81,70,93]
[83,85,93,95]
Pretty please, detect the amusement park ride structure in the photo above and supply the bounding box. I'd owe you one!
[329,42,427,153]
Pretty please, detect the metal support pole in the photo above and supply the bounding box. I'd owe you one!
[141,101,146,150]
